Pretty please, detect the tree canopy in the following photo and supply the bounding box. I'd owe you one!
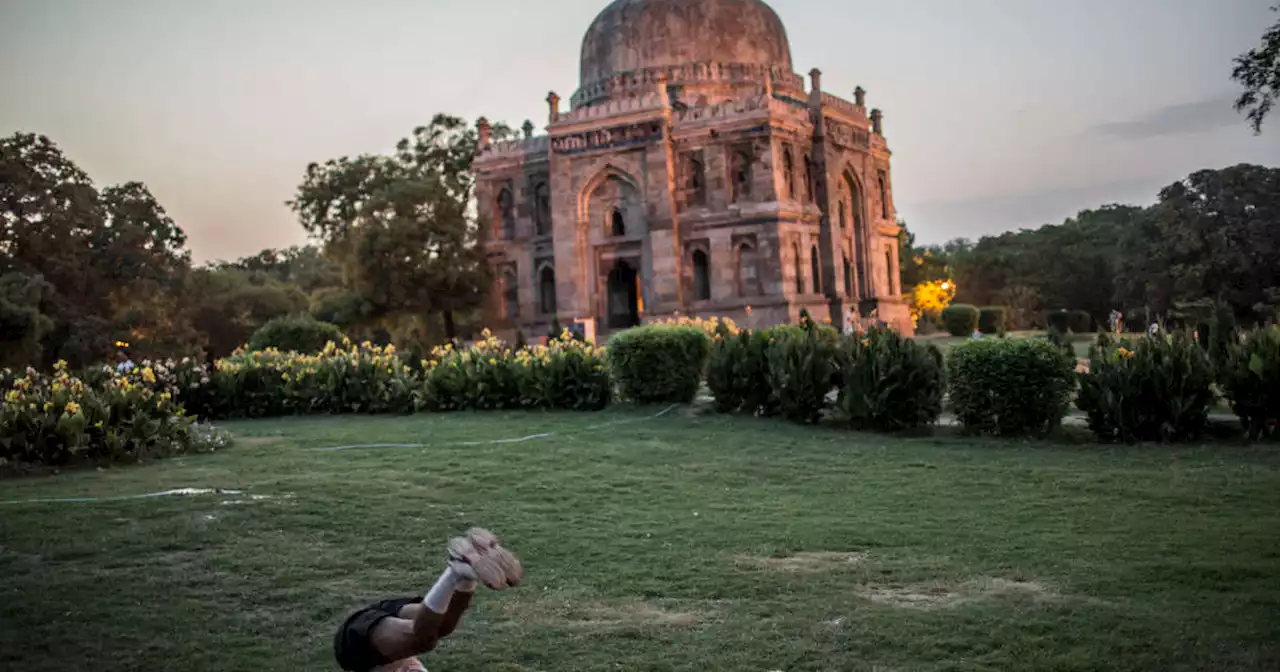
[290,114,512,339]
[1233,4,1280,133]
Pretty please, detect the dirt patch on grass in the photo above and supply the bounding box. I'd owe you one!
[860,576,1059,610]
[738,551,866,572]
[502,597,705,629]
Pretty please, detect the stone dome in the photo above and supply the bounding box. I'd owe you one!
[579,0,794,86]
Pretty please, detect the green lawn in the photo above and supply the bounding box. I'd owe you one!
[3,410,1279,671]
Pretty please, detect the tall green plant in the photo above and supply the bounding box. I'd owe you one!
[1076,332,1215,443]
[1219,325,1280,440]
[766,326,837,424]
[836,328,944,431]
[707,327,776,416]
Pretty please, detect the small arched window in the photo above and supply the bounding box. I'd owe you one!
[534,183,551,236]
[782,150,795,200]
[793,243,804,295]
[611,208,626,237]
[885,248,896,295]
[803,155,814,201]
[497,188,515,239]
[878,171,890,219]
[732,151,752,201]
[692,249,711,301]
[736,243,758,297]
[539,266,557,314]
[810,246,822,295]
[503,271,519,319]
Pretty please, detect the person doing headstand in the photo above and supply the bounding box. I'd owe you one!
[333,527,523,671]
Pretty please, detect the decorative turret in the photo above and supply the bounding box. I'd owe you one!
[547,91,561,123]
[854,86,866,107]
[522,120,534,139]
[870,108,883,135]
[476,117,491,149]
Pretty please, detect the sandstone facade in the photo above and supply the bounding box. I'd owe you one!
[474,0,912,339]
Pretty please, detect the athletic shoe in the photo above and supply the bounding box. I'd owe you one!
[466,527,524,587]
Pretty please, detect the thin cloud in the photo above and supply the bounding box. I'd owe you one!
[1091,94,1240,139]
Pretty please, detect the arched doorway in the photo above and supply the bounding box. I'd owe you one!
[606,260,640,329]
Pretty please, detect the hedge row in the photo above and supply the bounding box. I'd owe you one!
[706,323,1280,443]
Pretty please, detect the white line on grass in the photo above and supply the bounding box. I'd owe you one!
[311,404,680,452]
[1,487,247,506]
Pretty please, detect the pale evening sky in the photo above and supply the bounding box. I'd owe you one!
[2,0,1277,263]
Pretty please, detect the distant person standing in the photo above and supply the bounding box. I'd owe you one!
[114,342,135,374]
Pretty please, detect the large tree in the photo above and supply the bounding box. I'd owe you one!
[1233,3,1280,134]
[1,132,194,366]
[290,115,512,340]
[1118,165,1280,323]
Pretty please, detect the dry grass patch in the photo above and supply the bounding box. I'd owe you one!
[501,596,706,629]
[860,576,1059,610]
[737,551,866,573]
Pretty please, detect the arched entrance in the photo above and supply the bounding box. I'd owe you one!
[606,260,640,329]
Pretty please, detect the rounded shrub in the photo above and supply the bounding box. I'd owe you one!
[247,316,345,354]
[947,338,1076,437]
[978,307,1008,336]
[1217,325,1280,441]
[1045,310,1071,334]
[607,325,710,404]
[1076,332,1215,443]
[837,328,945,431]
[766,325,839,424]
[941,304,980,337]
[1067,310,1093,334]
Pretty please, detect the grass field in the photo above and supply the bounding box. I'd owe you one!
[3,410,1279,671]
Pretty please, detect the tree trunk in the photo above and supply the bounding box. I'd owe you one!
[443,310,456,341]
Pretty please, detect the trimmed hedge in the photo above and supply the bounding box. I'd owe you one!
[941,304,980,337]
[1046,311,1071,334]
[1067,310,1093,334]
[247,317,345,355]
[948,338,1076,437]
[607,325,710,404]
[837,327,945,430]
[1076,332,1214,443]
[978,307,1007,335]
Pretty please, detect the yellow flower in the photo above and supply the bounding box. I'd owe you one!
[43,402,53,412]
[65,401,82,415]
[1117,347,1135,359]
[141,368,157,384]
[282,372,291,381]
[54,360,69,372]
[488,358,496,365]
[5,390,21,403]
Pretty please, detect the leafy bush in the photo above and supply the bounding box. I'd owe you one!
[1219,326,1280,440]
[707,327,777,416]
[941,304,980,337]
[422,331,611,412]
[247,316,345,354]
[836,328,945,431]
[978,307,1008,336]
[1076,332,1215,443]
[0,361,225,467]
[1046,311,1071,334]
[212,340,418,418]
[948,338,1076,437]
[607,325,709,404]
[767,326,838,424]
[1067,310,1093,334]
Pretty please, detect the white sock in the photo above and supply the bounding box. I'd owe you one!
[423,567,459,613]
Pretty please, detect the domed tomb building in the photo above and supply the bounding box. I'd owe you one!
[474,0,911,338]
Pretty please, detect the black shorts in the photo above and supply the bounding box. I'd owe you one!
[333,597,421,671]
